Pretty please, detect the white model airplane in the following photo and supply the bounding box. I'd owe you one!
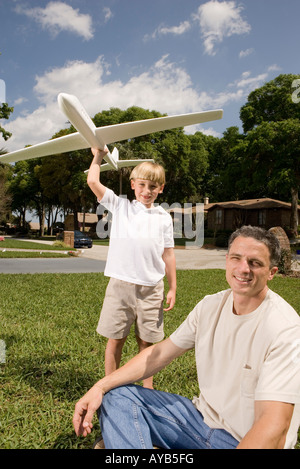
[0,93,223,171]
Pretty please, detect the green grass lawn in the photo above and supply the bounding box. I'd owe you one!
[0,239,69,250]
[0,238,74,258]
[0,270,299,449]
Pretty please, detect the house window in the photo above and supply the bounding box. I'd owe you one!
[215,209,222,225]
[258,210,266,226]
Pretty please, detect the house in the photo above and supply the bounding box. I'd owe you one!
[206,198,300,232]
[28,222,47,233]
[64,213,99,232]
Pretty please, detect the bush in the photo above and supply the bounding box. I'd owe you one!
[278,248,292,274]
[52,240,73,250]
[215,233,230,247]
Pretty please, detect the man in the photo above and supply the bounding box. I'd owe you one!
[73,226,300,449]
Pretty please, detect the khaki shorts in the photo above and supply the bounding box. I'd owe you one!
[97,278,164,343]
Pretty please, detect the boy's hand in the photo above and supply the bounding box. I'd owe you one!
[164,289,176,311]
[91,146,109,159]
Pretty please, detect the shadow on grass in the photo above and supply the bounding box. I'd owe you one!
[10,352,101,400]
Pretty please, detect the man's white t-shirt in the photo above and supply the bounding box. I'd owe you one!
[170,288,300,448]
[99,188,174,286]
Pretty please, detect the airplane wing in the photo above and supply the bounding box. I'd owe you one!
[0,92,223,165]
[94,109,222,145]
[0,132,88,164]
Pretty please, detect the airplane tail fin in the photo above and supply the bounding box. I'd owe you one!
[111,147,119,163]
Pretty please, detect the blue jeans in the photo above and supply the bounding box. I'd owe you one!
[99,384,239,449]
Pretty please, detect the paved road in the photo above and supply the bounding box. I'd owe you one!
[0,244,227,274]
[0,257,106,274]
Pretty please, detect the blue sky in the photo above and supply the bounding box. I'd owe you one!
[1,0,299,153]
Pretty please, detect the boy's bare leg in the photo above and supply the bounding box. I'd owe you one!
[105,337,127,375]
[136,336,154,389]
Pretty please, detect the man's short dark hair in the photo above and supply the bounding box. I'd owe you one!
[228,225,281,268]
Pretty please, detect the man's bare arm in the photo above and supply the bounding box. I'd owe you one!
[73,338,187,437]
[237,400,294,449]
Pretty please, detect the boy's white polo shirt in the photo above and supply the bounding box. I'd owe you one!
[99,188,174,286]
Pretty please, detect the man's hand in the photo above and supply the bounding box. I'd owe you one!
[73,384,105,437]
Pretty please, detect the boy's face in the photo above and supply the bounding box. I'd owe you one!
[131,178,164,208]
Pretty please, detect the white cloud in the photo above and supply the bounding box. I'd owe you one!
[13,97,28,106]
[230,71,269,93]
[267,64,281,72]
[33,57,107,105]
[193,0,251,55]
[144,1,251,55]
[15,1,94,40]
[239,48,254,59]
[4,56,275,152]
[103,7,113,23]
[145,20,191,40]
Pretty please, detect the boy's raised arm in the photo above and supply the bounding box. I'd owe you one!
[87,147,109,202]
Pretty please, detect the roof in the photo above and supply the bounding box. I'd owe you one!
[29,222,46,230]
[167,198,300,215]
[207,198,300,211]
[65,213,99,223]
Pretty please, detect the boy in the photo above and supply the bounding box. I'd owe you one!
[87,147,176,389]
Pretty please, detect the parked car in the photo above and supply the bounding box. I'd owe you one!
[74,230,93,248]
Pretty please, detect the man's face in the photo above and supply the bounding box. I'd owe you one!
[226,236,278,299]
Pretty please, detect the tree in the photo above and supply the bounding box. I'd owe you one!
[240,74,300,235]
[0,158,12,225]
[9,160,34,229]
[242,119,300,234]
[0,53,14,142]
[203,127,246,202]
[240,74,300,132]
[0,103,14,142]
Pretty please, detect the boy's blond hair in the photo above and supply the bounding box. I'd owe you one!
[130,161,165,186]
